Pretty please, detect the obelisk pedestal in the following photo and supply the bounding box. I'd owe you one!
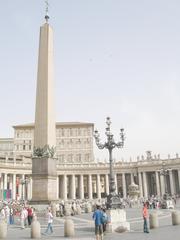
[31,157,57,204]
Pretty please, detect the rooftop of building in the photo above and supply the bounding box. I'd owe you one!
[13,122,94,129]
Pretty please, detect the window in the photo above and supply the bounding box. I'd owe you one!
[59,155,64,162]
[76,154,81,162]
[23,145,26,150]
[67,154,73,162]
[70,128,73,136]
[85,154,90,162]
[78,128,81,136]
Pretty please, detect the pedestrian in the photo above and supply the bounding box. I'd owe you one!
[27,206,33,225]
[101,208,108,233]
[44,209,53,235]
[20,207,28,229]
[142,203,149,233]
[92,205,103,240]
[9,207,14,224]
[4,205,10,225]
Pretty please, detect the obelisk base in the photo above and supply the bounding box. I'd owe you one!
[31,157,57,204]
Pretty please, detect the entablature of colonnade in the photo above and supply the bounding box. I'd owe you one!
[0,157,32,174]
[1,155,180,175]
[136,158,180,172]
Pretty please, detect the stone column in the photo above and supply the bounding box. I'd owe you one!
[114,174,118,194]
[9,175,13,192]
[122,173,127,198]
[21,175,25,200]
[88,175,92,199]
[62,175,67,200]
[178,170,180,193]
[4,174,7,190]
[12,174,16,200]
[97,174,101,199]
[155,171,160,196]
[28,178,32,200]
[0,173,3,191]
[138,172,143,198]
[79,175,84,199]
[160,174,165,196]
[131,173,134,184]
[56,176,59,199]
[169,170,175,195]
[70,175,76,199]
[105,174,109,195]
[143,172,148,198]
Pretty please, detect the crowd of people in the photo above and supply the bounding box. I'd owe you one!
[0,200,35,229]
[0,194,178,237]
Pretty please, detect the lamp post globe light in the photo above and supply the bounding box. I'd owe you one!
[94,117,125,209]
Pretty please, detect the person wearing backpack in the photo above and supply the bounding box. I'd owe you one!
[101,208,108,233]
[92,205,103,240]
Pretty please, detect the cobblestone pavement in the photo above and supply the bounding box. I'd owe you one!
[4,206,180,239]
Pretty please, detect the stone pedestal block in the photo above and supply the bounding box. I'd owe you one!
[172,211,180,225]
[31,157,57,203]
[0,221,7,239]
[150,212,159,229]
[64,218,75,237]
[106,209,130,233]
[31,220,41,239]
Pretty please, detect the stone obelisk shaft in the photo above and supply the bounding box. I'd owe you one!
[34,23,56,149]
[31,22,57,203]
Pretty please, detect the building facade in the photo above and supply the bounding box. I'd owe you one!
[3,122,94,164]
[0,133,180,200]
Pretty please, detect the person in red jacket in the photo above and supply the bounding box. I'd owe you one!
[143,203,149,233]
[27,206,33,226]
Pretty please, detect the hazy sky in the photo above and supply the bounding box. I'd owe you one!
[1,0,180,161]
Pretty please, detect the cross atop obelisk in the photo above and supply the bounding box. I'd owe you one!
[45,0,50,23]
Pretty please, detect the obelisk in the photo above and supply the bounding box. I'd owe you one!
[31,8,57,203]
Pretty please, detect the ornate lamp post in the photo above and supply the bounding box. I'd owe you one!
[20,177,30,201]
[158,161,171,199]
[94,117,125,209]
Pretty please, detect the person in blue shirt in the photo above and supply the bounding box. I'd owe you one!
[93,205,103,240]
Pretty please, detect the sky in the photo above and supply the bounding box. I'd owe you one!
[1,0,180,161]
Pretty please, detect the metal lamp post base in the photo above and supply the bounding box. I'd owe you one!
[106,194,123,209]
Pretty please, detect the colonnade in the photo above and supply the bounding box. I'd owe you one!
[57,169,180,200]
[0,169,180,201]
[0,173,32,200]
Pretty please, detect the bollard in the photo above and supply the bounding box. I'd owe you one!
[0,221,7,239]
[85,204,92,213]
[64,204,71,216]
[64,218,75,237]
[76,206,81,215]
[172,211,180,225]
[31,220,41,239]
[149,212,159,229]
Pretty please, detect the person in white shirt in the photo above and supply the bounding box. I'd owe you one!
[4,205,10,224]
[44,209,53,234]
[20,207,28,229]
[0,208,6,222]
